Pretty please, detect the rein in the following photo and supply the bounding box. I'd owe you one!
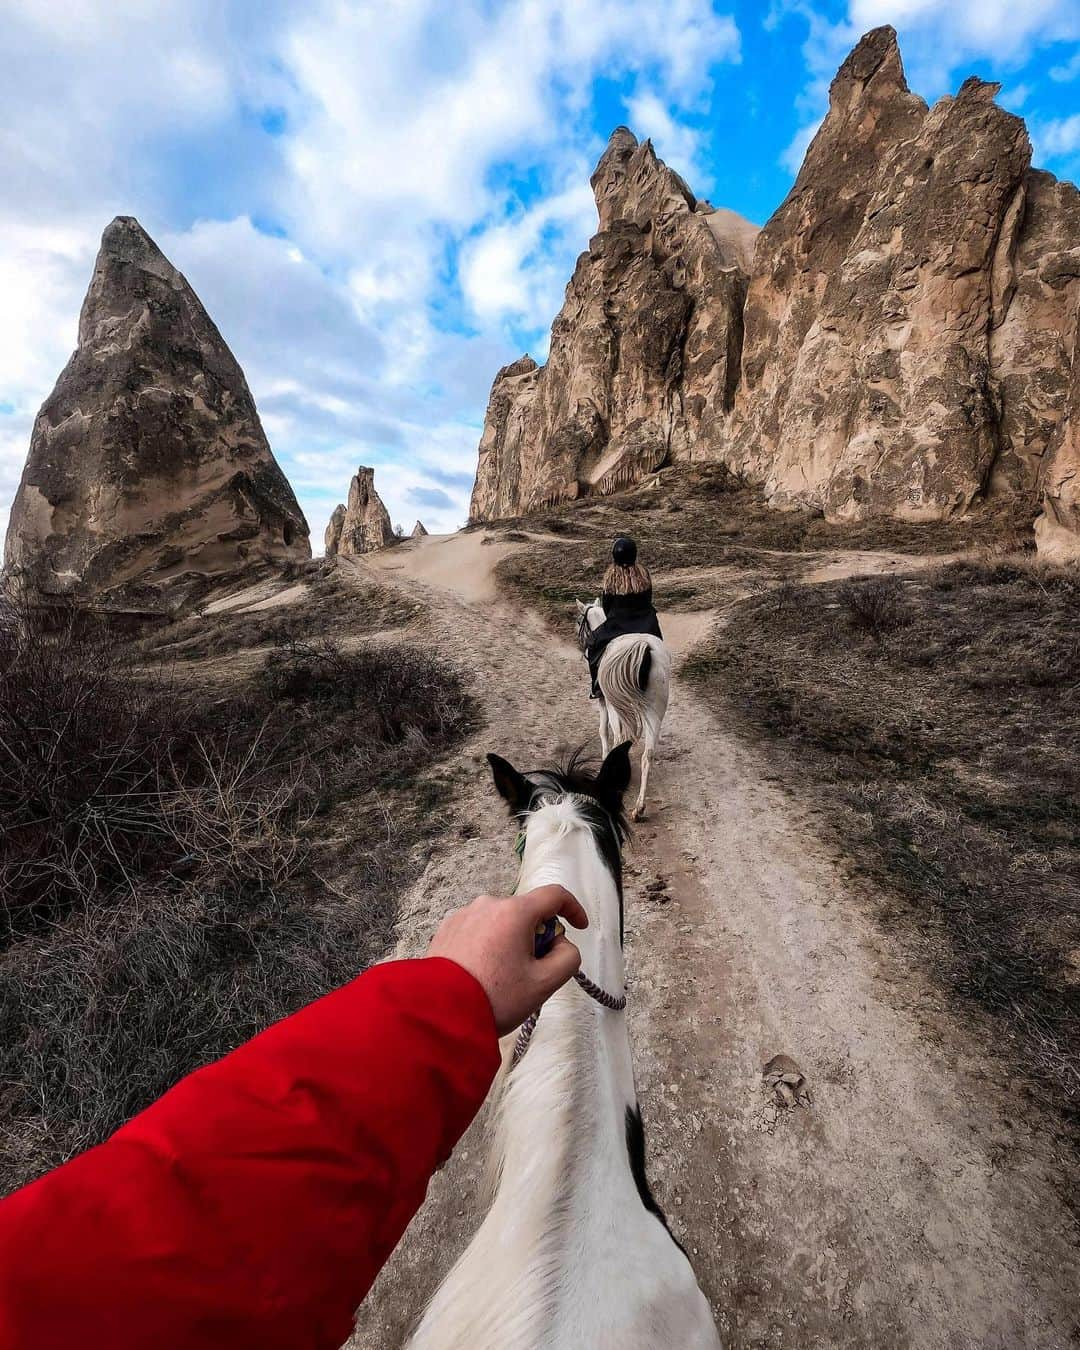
[510,821,627,1069]
[575,610,593,654]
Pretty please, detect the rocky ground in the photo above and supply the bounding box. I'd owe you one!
[348,525,1080,1350]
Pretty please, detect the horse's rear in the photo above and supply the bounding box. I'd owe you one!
[597,633,671,820]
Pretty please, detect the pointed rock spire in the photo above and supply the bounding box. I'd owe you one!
[411,520,428,538]
[4,216,309,607]
[324,504,347,556]
[590,124,696,232]
[332,466,394,555]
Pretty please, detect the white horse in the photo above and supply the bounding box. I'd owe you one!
[576,598,671,822]
[406,743,720,1350]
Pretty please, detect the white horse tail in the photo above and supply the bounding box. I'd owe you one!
[599,637,653,743]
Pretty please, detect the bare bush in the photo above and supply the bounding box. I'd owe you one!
[687,562,1080,1137]
[0,607,473,1193]
[838,576,910,637]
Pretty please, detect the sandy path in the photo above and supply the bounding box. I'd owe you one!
[347,533,1079,1350]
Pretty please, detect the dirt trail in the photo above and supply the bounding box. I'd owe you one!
[348,532,1079,1350]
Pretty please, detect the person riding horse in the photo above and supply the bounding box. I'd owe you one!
[585,536,663,697]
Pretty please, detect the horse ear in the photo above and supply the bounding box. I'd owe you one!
[487,753,530,813]
[596,741,632,802]
[575,599,587,615]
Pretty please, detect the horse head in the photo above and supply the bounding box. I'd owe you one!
[574,596,605,651]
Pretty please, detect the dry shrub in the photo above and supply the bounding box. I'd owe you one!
[0,612,473,1193]
[685,562,1080,1137]
[838,576,910,637]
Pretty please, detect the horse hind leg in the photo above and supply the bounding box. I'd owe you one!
[598,697,611,760]
[633,719,657,822]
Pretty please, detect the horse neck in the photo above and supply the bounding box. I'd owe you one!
[517,797,623,996]
[406,803,637,1348]
[488,798,633,1193]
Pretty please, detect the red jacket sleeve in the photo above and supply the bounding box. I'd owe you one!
[0,956,499,1350]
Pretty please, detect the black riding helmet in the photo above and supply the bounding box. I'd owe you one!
[611,536,637,566]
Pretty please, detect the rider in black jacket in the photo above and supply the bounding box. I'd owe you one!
[586,537,663,697]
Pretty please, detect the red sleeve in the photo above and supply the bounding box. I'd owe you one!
[0,956,499,1350]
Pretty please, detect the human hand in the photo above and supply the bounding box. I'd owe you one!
[426,885,588,1036]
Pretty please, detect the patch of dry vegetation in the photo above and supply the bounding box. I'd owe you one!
[492,465,1033,625]
[136,558,415,661]
[0,596,473,1193]
[684,559,1080,1131]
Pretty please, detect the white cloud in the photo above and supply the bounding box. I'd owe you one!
[1031,113,1080,159]
[460,180,595,329]
[0,0,743,546]
[623,91,708,189]
[1050,48,1080,81]
[1000,83,1034,111]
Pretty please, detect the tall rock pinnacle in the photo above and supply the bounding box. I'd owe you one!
[467,24,1080,557]
[731,26,1036,522]
[4,217,310,606]
[469,129,756,520]
[324,466,394,556]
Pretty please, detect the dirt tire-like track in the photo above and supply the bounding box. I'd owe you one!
[346,535,1079,1350]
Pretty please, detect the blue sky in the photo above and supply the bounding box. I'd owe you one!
[2,0,1079,544]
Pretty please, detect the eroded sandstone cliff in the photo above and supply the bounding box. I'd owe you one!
[469,129,755,520]
[469,27,1080,557]
[731,28,1073,526]
[4,216,310,607]
[325,466,394,556]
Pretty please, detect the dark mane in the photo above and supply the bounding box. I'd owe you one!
[520,745,629,943]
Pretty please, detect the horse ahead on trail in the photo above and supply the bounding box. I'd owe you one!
[406,744,720,1350]
[576,597,672,822]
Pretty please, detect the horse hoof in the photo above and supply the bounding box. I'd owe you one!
[632,807,647,822]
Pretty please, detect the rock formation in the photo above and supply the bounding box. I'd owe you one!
[325,466,394,557]
[4,216,309,607]
[1037,327,1080,559]
[324,504,347,557]
[732,28,1065,523]
[468,27,1080,558]
[469,128,756,520]
[411,520,428,538]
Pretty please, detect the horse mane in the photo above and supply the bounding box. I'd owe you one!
[528,744,630,845]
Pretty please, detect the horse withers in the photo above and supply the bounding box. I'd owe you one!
[405,744,720,1350]
[576,597,672,821]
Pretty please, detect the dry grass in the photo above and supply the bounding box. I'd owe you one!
[492,465,1032,625]
[0,598,473,1193]
[135,558,415,661]
[684,558,1080,1132]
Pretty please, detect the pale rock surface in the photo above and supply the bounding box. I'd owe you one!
[733,30,1034,521]
[332,466,394,556]
[992,171,1080,496]
[1037,324,1080,559]
[325,504,347,557]
[469,128,755,520]
[411,520,429,538]
[468,26,1080,557]
[4,216,309,607]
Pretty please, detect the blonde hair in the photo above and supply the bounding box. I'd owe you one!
[602,561,652,596]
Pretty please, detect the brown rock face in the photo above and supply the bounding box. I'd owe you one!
[733,32,1034,521]
[992,171,1080,496]
[469,26,1080,557]
[411,520,428,538]
[332,466,394,556]
[4,216,309,606]
[1037,323,1080,559]
[324,504,347,557]
[468,128,755,520]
